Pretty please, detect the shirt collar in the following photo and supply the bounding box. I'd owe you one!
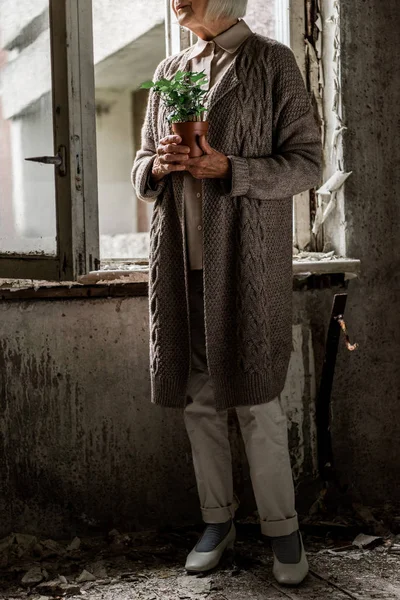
[188,19,253,60]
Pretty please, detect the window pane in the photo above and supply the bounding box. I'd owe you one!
[92,0,165,260]
[0,1,57,255]
[246,0,290,46]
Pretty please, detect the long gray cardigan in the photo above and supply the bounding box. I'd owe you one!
[132,33,322,411]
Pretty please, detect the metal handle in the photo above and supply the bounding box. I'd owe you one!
[25,145,67,176]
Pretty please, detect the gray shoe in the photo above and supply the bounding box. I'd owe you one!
[272,531,309,585]
[185,522,236,573]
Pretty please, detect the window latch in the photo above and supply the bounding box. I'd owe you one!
[25,145,67,177]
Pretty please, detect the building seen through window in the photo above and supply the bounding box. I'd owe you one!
[0,1,56,255]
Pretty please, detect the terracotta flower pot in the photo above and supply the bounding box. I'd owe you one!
[172,121,209,158]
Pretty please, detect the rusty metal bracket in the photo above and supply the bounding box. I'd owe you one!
[335,315,358,352]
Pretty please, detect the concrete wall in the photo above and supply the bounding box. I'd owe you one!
[0,296,197,536]
[244,0,276,38]
[1,1,164,118]
[92,0,164,65]
[1,29,52,120]
[96,89,136,236]
[330,0,400,506]
[0,50,15,247]
[0,92,57,254]
[0,0,47,50]
[9,94,57,251]
[0,290,333,538]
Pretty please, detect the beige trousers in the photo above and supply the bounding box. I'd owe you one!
[184,271,299,537]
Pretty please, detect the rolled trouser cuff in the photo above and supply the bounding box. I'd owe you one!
[201,504,236,523]
[261,513,299,537]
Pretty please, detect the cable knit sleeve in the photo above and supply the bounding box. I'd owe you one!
[223,43,322,200]
[131,61,168,203]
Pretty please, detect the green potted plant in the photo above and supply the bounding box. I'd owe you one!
[141,70,209,158]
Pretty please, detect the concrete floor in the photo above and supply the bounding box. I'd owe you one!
[1,525,400,600]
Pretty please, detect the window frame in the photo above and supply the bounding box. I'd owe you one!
[0,0,99,281]
[165,0,196,57]
[289,0,314,250]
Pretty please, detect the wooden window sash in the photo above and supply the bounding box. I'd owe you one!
[0,0,99,280]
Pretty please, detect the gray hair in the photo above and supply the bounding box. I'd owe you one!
[206,0,248,20]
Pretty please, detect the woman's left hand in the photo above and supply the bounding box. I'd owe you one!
[185,136,231,180]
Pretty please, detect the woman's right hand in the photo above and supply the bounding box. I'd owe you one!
[151,135,190,183]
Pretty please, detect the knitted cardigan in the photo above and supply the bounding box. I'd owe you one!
[132,33,322,411]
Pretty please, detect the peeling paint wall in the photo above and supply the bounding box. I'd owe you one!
[317,0,348,254]
[307,0,350,253]
[0,291,333,538]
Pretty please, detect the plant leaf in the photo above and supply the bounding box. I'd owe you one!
[191,71,207,82]
[142,69,209,122]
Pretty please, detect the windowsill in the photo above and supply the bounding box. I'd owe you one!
[0,256,360,300]
[292,256,361,277]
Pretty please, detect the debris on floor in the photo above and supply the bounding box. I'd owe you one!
[390,535,400,555]
[352,533,383,550]
[293,250,337,261]
[0,518,399,599]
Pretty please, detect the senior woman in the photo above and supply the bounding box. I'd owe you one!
[132,0,321,586]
